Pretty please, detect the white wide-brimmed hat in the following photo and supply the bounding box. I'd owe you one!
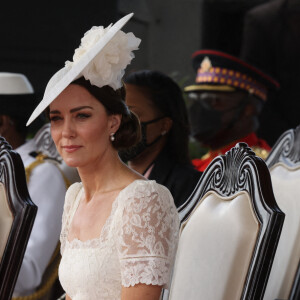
[27,12,140,126]
[0,72,34,94]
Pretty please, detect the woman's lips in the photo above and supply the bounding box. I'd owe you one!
[62,145,82,153]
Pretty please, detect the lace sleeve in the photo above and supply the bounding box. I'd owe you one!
[60,182,82,254]
[116,180,180,289]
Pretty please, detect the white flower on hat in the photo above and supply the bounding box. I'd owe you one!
[65,24,141,90]
[27,13,137,127]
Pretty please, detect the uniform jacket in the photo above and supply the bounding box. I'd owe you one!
[192,133,271,172]
[13,139,67,296]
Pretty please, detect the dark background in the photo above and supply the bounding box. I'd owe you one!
[0,1,119,101]
[200,0,269,56]
[0,0,272,101]
[0,0,280,145]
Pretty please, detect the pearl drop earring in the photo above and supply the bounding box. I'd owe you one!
[110,133,115,141]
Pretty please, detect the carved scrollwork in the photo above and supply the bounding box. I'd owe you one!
[0,136,12,152]
[34,123,62,161]
[0,136,37,299]
[266,125,300,169]
[0,137,14,180]
[179,142,271,220]
[210,143,256,196]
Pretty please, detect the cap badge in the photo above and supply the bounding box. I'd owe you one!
[200,56,212,73]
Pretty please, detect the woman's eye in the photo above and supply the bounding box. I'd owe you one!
[77,113,91,119]
[49,116,62,122]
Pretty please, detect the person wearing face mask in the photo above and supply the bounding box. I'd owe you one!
[184,50,280,172]
[120,70,202,208]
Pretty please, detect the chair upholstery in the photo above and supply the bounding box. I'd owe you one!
[264,126,300,300]
[0,183,13,260]
[0,137,37,300]
[168,143,284,300]
[289,260,300,300]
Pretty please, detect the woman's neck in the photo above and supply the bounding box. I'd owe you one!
[78,152,122,199]
[77,150,142,202]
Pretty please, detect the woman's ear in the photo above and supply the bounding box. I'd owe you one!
[161,117,173,135]
[109,114,122,133]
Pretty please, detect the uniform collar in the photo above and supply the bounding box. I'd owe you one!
[202,133,264,160]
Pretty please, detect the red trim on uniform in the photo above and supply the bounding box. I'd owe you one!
[192,133,271,172]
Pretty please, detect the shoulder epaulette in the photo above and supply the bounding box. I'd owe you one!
[25,152,70,188]
[251,146,269,160]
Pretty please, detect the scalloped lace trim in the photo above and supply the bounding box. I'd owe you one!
[121,257,171,288]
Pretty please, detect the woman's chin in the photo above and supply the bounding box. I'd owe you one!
[62,158,81,168]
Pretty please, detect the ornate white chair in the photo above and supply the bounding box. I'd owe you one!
[264,126,300,300]
[167,143,284,300]
[0,137,37,300]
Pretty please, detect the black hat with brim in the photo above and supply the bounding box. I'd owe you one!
[184,49,280,101]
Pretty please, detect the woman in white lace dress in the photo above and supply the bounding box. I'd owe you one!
[26,13,180,300]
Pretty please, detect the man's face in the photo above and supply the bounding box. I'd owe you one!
[186,90,249,148]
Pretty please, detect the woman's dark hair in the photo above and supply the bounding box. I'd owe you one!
[71,77,141,150]
[124,70,191,164]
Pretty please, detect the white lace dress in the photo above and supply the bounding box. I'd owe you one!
[58,179,180,300]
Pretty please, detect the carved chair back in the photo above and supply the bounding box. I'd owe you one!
[168,143,284,300]
[264,126,300,300]
[0,137,37,300]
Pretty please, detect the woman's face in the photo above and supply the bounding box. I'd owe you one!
[125,84,164,145]
[49,84,120,168]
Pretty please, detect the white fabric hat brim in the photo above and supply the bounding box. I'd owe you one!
[26,13,134,126]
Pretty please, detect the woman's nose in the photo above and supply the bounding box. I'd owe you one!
[62,119,76,138]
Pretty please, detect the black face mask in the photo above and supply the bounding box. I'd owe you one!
[188,102,222,140]
[188,97,249,142]
[119,116,164,162]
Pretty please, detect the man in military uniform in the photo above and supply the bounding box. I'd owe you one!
[0,72,71,298]
[184,50,279,172]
